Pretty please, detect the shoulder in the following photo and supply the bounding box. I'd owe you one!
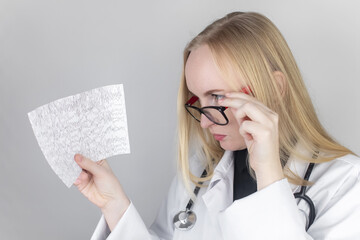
[310,154,360,207]
[313,154,360,182]
[336,153,360,173]
[307,154,360,235]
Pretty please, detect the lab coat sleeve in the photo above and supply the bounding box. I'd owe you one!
[91,176,180,240]
[218,170,360,240]
[91,201,154,240]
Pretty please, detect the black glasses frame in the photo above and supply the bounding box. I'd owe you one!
[184,96,229,126]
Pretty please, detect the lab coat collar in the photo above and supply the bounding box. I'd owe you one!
[202,150,234,213]
[207,150,234,189]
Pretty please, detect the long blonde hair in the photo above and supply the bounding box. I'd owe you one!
[177,12,355,198]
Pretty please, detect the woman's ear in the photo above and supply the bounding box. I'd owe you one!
[273,71,287,98]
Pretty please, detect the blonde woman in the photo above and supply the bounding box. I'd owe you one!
[74,12,360,239]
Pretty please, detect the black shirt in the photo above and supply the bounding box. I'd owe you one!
[233,149,257,201]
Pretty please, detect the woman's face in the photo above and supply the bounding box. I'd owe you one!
[185,44,246,151]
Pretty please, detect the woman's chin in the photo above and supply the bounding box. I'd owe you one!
[219,140,247,151]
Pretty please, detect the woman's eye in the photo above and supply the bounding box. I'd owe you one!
[211,94,225,102]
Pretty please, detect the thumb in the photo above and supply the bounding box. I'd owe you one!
[96,159,111,171]
[74,154,102,176]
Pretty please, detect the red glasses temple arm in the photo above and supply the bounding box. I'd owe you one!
[186,96,199,106]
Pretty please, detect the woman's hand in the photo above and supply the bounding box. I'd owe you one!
[74,154,130,231]
[219,92,284,190]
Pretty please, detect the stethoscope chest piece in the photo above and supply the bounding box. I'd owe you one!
[173,210,197,230]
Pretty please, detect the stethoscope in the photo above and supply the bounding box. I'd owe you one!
[173,152,318,231]
[173,168,207,231]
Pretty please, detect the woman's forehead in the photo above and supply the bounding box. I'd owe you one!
[185,45,230,96]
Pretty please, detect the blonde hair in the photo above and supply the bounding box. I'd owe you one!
[177,12,355,198]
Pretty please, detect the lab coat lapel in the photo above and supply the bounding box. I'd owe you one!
[202,151,234,213]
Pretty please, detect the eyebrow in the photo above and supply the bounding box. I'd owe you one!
[204,89,225,96]
[189,89,225,97]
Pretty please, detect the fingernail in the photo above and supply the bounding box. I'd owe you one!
[241,86,253,95]
[241,88,250,95]
[74,179,81,185]
[75,154,83,163]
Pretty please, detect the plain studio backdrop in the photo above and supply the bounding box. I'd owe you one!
[0,0,359,239]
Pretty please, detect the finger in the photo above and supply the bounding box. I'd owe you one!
[239,121,254,141]
[225,92,256,104]
[79,170,91,182]
[226,91,252,99]
[239,120,264,139]
[74,154,102,176]
[233,102,274,126]
[74,170,91,187]
[223,92,273,113]
[219,96,247,109]
[240,119,276,145]
[227,86,253,97]
[239,121,256,154]
[220,96,267,114]
[238,120,257,154]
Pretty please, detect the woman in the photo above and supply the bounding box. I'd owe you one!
[74,12,360,239]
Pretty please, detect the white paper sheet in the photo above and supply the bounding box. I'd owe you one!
[28,84,130,187]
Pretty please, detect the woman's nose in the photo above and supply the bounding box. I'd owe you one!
[200,114,214,129]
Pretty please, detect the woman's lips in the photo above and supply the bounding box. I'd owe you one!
[213,134,226,141]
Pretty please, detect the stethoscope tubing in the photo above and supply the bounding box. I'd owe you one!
[185,169,207,211]
[294,162,316,230]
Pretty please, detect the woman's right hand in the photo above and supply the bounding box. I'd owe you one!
[74,154,130,231]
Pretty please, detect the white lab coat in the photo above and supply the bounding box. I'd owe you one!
[91,144,360,239]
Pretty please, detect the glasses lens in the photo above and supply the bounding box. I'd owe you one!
[203,107,227,125]
[185,106,201,122]
[185,105,228,125]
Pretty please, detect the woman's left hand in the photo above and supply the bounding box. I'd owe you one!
[219,91,284,190]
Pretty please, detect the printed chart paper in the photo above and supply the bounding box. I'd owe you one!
[28,84,130,187]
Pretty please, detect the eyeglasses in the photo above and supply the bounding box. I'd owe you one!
[184,96,229,125]
[184,87,253,126]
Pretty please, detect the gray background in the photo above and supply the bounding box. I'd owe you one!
[0,0,359,239]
